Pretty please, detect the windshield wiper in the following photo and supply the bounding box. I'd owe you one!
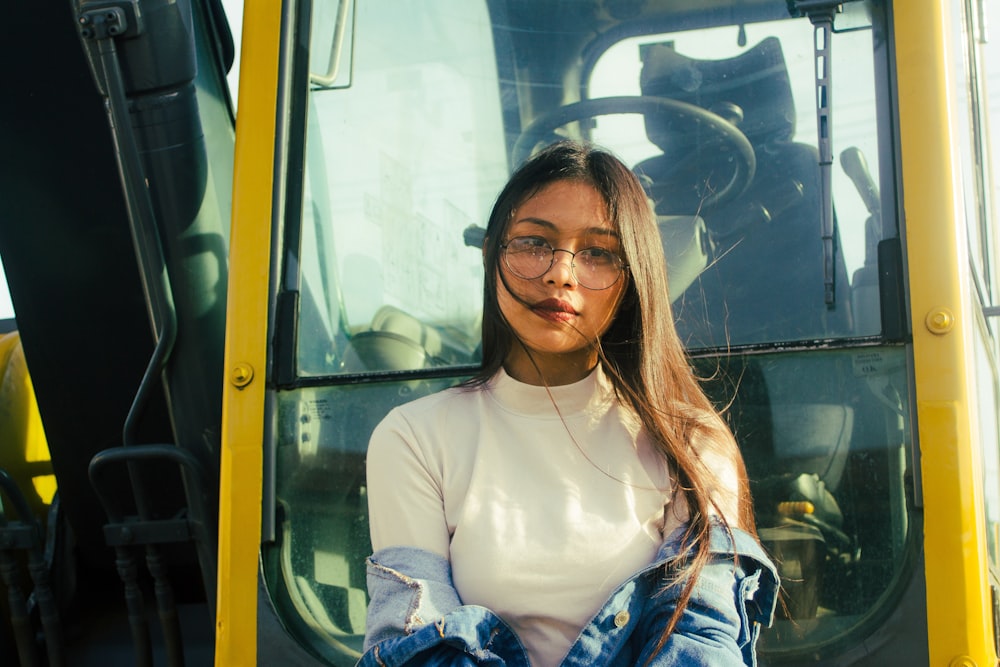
[788,0,868,307]
[788,0,840,307]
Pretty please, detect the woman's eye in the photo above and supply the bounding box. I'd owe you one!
[509,237,549,253]
[579,247,617,265]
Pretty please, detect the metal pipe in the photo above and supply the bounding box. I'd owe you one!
[310,0,352,87]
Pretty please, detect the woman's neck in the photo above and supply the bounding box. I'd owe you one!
[503,346,598,386]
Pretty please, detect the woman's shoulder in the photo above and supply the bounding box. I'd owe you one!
[372,382,490,448]
[387,381,486,422]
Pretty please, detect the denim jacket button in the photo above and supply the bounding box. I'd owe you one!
[613,610,630,628]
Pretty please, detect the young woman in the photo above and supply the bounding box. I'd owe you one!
[359,141,777,666]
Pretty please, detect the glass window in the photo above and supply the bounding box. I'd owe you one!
[982,0,1000,304]
[266,2,506,662]
[587,16,884,347]
[291,2,890,376]
[220,0,243,104]
[990,0,1000,246]
[976,323,1000,574]
[264,2,917,664]
[955,0,998,301]
[294,0,505,377]
[973,0,1000,591]
[694,345,914,657]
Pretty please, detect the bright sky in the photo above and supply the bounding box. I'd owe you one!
[0,257,11,320]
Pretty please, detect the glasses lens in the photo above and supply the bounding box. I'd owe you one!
[504,237,552,280]
[503,237,623,289]
[574,247,623,290]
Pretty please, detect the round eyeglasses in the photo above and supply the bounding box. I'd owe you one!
[501,236,627,290]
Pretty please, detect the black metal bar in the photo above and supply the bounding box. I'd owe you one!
[76,4,207,663]
[0,545,41,667]
[1,468,62,667]
[89,445,217,619]
[76,30,183,664]
[0,470,38,525]
[114,545,154,667]
[102,518,193,547]
[0,551,40,667]
[26,547,65,667]
[146,547,184,667]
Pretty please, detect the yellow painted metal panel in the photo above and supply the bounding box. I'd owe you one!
[215,0,283,664]
[917,401,989,659]
[0,331,56,515]
[894,0,994,664]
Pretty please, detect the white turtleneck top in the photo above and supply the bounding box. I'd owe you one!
[366,366,692,667]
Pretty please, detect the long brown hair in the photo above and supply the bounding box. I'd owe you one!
[466,140,757,649]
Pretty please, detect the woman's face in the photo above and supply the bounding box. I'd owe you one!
[497,179,628,385]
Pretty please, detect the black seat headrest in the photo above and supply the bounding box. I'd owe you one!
[640,36,796,148]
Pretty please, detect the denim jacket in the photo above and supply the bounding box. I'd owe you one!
[358,523,778,667]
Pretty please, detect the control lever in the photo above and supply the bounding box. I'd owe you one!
[840,146,880,217]
[839,146,882,258]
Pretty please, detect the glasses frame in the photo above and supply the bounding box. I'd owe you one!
[500,237,627,290]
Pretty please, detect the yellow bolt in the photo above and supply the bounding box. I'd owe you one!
[948,657,976,667]
[778,500,815,516]
[925,307,955,335]
[231,363,254,388]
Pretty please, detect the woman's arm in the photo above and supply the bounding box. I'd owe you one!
[366,408,452,556]
[633,525,779,667]
[364,407,454,647]
[361,546,529,666]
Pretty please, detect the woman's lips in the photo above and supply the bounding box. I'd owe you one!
[531,298,578,323]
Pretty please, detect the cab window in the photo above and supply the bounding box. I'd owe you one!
[265,3,918,664]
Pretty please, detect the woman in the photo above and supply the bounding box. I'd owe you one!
[360,141,777,666]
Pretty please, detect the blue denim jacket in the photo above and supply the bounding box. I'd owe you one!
[359,523,778,666]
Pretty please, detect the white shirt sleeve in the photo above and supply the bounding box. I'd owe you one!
[366,407,452,558]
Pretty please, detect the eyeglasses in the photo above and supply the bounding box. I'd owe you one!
[501,236,626,290]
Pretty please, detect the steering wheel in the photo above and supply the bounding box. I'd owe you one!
[511,96,756,210]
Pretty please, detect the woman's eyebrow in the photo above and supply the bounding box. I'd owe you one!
[513,217,620,239]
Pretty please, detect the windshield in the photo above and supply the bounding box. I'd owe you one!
[265,2,916,665]
[289,2,888,382]
[586,17,883,348]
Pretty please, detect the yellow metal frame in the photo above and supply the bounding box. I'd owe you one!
[895,1,996,664]
[215,1,283,664]
[209,1,1000,664]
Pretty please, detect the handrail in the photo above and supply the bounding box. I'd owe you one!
[310,0,352,87]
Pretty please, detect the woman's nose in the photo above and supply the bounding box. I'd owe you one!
[544,249,577,286]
